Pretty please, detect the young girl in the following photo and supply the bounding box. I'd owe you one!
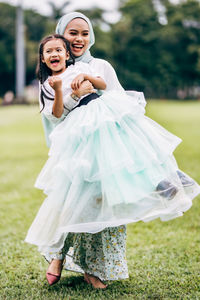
[25,34,200,287]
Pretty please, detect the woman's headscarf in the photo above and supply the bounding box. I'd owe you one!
[56,12,95,63]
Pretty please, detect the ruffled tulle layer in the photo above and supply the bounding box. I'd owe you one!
[25,91,200,253]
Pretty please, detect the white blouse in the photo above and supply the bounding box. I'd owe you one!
[40,61,99,123]
[88,58,124,91]
[40,59,146,147]
[89,58,146,107]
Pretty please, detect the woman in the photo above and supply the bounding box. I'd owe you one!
[27,13,199,289]
[43,12,131,289]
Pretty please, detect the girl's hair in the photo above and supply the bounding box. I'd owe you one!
[36,34,75,112]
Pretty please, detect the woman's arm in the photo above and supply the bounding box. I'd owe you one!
[71,73,106,91]
[89,59,124,91]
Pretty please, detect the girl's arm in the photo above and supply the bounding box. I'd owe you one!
[71,73,106,91]
[48,76,64,118]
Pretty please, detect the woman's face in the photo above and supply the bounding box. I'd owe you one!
[64,18,90,57]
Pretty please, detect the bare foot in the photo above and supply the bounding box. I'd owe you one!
[85,273,107,289]
[47,259,64,276]
[84,273,91,284]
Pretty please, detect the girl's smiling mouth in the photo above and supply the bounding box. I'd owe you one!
[50,59,60,66]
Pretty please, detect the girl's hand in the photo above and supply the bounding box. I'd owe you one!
[72,80,95,98]
[48,76,62,91]
[71,74,85,90]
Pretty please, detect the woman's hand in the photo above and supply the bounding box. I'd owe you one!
[72,80,95,98]
[71,73,86,90]
[48,76,62,91]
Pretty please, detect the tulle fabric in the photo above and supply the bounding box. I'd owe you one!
[25,91,200,253]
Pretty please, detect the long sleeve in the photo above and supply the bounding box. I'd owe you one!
[89,59,124,92]
[89,58,146,108]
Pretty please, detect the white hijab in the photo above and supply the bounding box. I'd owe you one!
[56,12,95,63]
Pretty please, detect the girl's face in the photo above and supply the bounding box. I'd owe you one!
[64,18,90,57]
[42,39,69,75]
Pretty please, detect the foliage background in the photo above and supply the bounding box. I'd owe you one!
[0,0,200,98]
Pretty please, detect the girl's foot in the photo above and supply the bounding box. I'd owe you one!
[46,259,64,285]
[84,273,107,289]
[156,180,178,200]
[177,170,194,187]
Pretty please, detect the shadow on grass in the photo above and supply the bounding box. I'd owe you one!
[60,275,86,288]
[44,274,132,298]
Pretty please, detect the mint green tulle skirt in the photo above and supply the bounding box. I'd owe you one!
[25,91,200,254]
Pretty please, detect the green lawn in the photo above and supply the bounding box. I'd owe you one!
[0,101,200,300]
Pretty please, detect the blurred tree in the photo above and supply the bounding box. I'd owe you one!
[78,8,104,26]
[162,0,200,97]
[78,8,113,60]
[1,1,200,99]
[112,0,164,96]
[48,1,71,20]
[112,0,200,98]
[24,9,55,85]
[24,9,51,41]
[0,3,15,96]
[0,3,57,96]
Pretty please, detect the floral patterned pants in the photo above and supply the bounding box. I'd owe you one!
[44,225,128,281]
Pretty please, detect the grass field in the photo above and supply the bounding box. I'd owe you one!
[0,101,200,300]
